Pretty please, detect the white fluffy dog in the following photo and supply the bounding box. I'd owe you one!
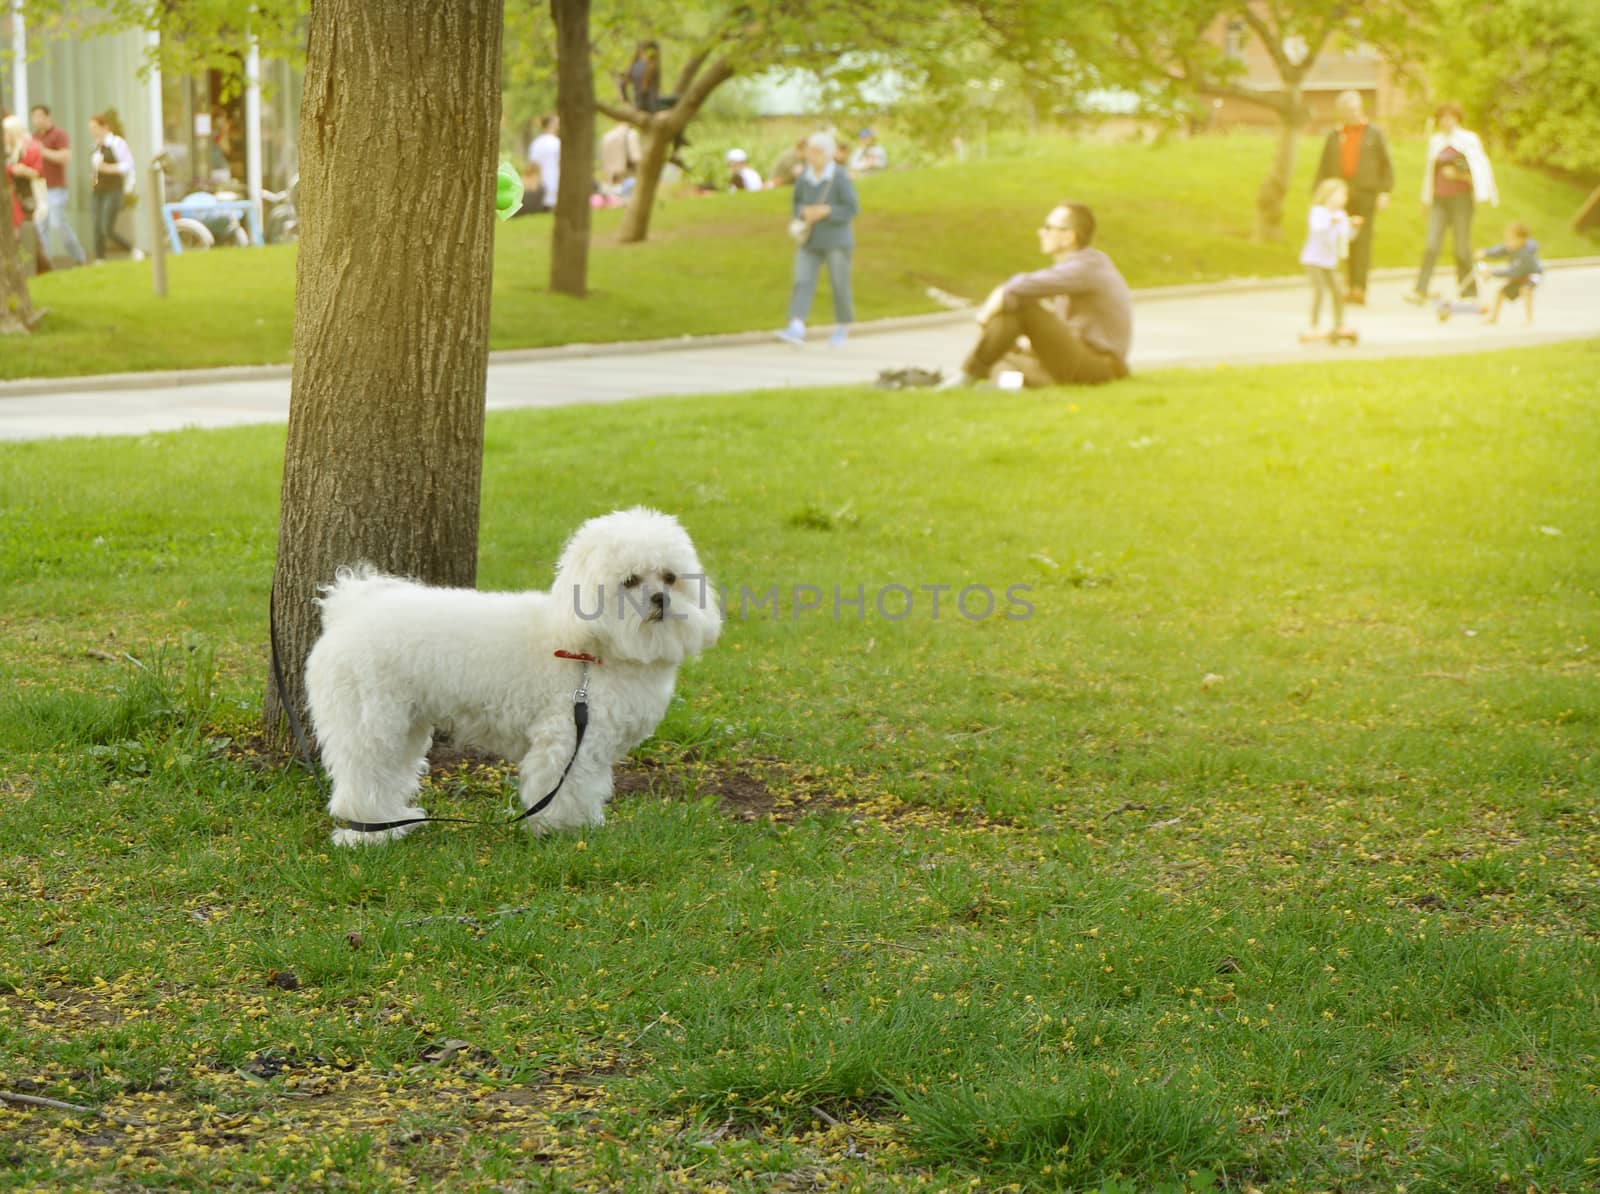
[304,507,720,846]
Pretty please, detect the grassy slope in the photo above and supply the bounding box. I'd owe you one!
[5,131,1597,381]
[2,343,1597,1191]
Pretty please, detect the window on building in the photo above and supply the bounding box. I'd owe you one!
[1225,19,1248,60]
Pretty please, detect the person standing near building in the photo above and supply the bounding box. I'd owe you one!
[1313,90,1392,306]
[88,111,138,262]
[528,114,561,211]
[29,105,86,267]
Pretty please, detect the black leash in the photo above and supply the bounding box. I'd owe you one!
[268,581,591,835]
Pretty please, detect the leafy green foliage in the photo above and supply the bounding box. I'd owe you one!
[19,0,308,94]
[1434,0,1600,178]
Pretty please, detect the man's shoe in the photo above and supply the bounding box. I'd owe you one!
[1344,288,1365,305]
[828,327,848,347]
[1401,290,1428,306]
[775,321,805,346]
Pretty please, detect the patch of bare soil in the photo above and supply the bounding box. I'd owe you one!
[611,755,802,822]
[230,735,999,832]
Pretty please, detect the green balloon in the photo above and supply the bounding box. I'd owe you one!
[495,159,524,222]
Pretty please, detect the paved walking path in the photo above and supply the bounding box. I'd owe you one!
[2,263,1597,442]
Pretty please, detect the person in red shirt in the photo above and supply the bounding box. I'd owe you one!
[1312,91,1393,306]
[30,104,87,266]
[4,113,53,275]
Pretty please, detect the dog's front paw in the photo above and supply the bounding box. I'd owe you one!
[520,805,605,836]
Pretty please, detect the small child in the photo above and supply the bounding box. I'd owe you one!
[1476,221,1543,324]
[1298,178,1360,344]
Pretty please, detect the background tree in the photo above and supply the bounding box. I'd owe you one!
[811,5,1045,157]
[1108,1,1338,241]
[550,0,595,296]
[5,0,309,330]
[564,0,945,243]
[265,0,504,744]
[592,6,742,245]
[21,0,308,98]
[1,173,44,335]
[977,0,1432,241]
[1430,0,1600,180]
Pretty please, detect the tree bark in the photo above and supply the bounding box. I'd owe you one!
[549,0,594,297]
[0,175,41,336]
[1256,90,1307,242]
[607,56,736,244]
[265,0,504,747]
[617,120,673,244]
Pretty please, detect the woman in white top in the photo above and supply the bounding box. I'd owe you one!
[1404,103,1497,304]
[88,111,137,261]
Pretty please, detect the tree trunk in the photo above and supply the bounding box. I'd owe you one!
[617,121,673,244]
[265,0,504,747]
[614,56,736,244]
[1,176,41,336]
[1256,91,1307,242]
[549,0,594,297]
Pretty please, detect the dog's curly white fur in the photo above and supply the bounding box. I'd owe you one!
[305,507,720,846]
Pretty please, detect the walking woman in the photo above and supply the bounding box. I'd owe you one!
[88,111,137,262]
[4,114,52,275]
[776,133,859,348]
[1403,103,1496,304]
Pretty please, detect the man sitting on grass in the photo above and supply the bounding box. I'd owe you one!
[943,202,1132,389]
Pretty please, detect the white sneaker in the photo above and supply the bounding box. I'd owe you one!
[935,371,985,392]
[775,321,805,346]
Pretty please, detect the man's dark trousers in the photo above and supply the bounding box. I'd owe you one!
[963,300,1126,386]
[1346,189,1379,296]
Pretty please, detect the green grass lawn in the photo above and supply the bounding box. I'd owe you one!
[6,130,1597,382]
[2,343,1599,1191]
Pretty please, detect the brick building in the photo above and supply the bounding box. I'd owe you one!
[1204,14,1409,129]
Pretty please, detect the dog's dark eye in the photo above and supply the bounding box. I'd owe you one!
[622,574,641,589]
[662,571,677,586]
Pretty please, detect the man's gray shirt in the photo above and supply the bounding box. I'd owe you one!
[1001,247,1133,365]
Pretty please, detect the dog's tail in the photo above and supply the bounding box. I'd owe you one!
[314,563,407,627]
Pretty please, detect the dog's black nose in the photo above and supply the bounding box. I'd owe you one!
[650,591,666,609]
